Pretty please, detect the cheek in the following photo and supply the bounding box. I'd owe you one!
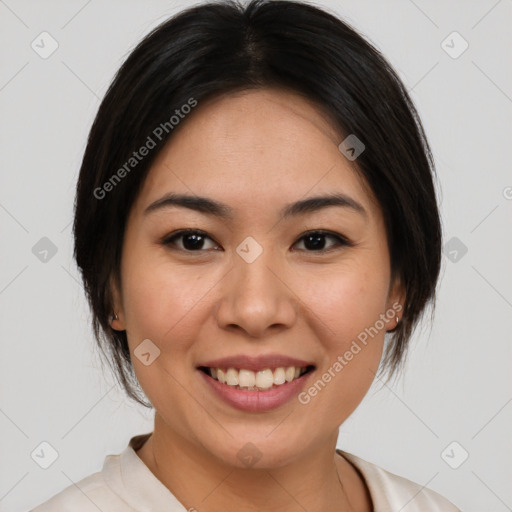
[120,249,223,358]
[293,264,389,419]
[119,253,210,408]
[120,250,186,344]
[299,263,390,341]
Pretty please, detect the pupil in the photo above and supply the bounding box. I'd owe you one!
[184,234,203,250]
[305,234,325,250]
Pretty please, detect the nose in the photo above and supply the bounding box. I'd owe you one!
[214,246,298,339]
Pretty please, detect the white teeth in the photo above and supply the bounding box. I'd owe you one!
[285,366,295,382]
[225,368,239,386]
[255,369,274,390]
[273,367,286,385]
[207,365,310,390]
[238,369,255,388]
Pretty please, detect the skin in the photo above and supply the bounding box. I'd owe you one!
[111,87,404,512]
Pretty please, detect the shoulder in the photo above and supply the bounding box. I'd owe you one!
[339,450,462,512]
[29,464,129,512]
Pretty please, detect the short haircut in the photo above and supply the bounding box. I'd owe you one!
[73,0,442,407]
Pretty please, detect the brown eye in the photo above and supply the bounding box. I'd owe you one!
[293,230,350,252]
[162,230,220,252]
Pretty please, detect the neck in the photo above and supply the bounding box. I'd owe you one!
[135,414,365,512]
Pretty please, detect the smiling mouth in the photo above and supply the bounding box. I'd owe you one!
[198,365,315,391]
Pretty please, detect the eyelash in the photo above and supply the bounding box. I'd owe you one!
[161,229,352,254]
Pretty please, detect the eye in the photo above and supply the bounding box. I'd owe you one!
[162,229,351,254]
[162,229,220,252]
[292,230,351,252]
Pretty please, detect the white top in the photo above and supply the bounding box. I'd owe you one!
[31,433,461,511]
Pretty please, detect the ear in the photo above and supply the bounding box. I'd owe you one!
[109,274,126,331]
[385,275,405,332]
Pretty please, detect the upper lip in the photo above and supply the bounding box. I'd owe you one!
[198,354,315,372]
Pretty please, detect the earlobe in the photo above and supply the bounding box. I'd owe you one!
[110,311,119,325]
[385,301,403,333]
[109,275,125,331]
[386,276,405,332]
[110,311,125,331]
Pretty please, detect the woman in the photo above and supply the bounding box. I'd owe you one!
[32,0,461,510]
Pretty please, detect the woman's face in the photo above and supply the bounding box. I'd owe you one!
[112,88,402,468]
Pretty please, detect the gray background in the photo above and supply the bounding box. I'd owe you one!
[1,0,511,510]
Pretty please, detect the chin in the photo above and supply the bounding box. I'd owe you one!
[200,427,313,470]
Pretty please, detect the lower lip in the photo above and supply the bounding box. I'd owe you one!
[198,369,313,412]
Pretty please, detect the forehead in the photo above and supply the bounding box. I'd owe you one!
[134,88,377,220]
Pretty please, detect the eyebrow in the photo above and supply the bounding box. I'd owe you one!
[144,192,367,220]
